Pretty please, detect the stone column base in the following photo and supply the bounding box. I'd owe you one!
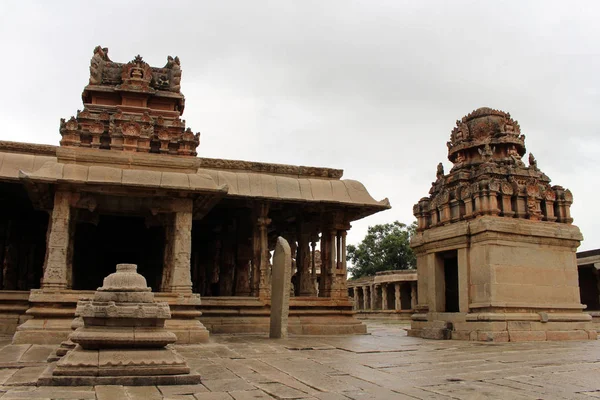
[408,311,598,342]
[12,289,89,345]
[156,293,209,344]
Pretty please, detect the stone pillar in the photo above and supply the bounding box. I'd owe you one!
[297,231,313,296]
[270,237,291,339]
[162,201,193,293]
[381,283,388,310]
[395,283,401,311]
[235,243,252,296]
[310,239,318,295]
[411,282,417,310]
[363,286,369,310]
[251,203,271,299]
[370,284,376,310]
[318,230,333,297]
[41,191,73,290]
[352,287,358,310]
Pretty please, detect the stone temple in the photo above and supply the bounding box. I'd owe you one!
[0,46,390,344]
[409,107,595,342]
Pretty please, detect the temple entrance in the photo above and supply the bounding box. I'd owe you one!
[0,182,48,290]
[578,266,600,311]
[443,252,459,312]
[73,214,165,291]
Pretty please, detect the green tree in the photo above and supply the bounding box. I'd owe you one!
[347,221,416,279]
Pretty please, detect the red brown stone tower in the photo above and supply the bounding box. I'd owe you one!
[60,46,200,156]
[409,107,595,342]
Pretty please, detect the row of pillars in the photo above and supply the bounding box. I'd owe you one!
[41,191,350,300]
[352,282,417,311]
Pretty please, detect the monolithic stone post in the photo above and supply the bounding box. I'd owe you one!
[270,237,291,339]
[395,283,401,311]
[381,283,388,310]
[162,200,193,293]
[363,286,369,310]
[41,191,73,290]
[352,287,358,310]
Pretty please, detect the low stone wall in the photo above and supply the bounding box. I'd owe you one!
[354,310,413,321]
[198,296,367,335]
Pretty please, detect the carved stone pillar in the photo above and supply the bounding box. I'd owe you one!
[411,282,417,310]
[297,231,313,296]
[363,286,369,310]
[235,243,252,296]
[251,203,271,299]
[318,230,333,297]
[370,284,376,310]
[395,283,401,311]
[161,200,193,293]
[381,283,388,310]
[310,239,318,295]
[41,191,74,290]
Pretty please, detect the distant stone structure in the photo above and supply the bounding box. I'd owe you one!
[410,107,595,342]
[0,46,388,343]
[347,270,417,320]
[40,264,200,385]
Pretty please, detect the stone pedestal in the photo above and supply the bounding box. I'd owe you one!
[39,264,201,385]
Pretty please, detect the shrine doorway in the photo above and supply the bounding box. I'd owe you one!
[578,266,600,311]
[0,182,48,290]
[72,214,165,291]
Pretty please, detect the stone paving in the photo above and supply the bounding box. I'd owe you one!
[0,320,598,399]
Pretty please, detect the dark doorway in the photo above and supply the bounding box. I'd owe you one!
[400,283,412,310]
[0,183,48,290]
[443,252,460,312]
[73,214,165,291]
[386,284,395,310]
[578,266,600,311]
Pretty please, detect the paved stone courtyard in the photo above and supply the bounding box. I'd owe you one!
[0,320,597,399]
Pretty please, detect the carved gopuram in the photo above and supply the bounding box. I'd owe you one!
[409,107,596,342]
[0,47,389,344]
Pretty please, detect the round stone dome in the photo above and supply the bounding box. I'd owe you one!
[447,107,525,164]
[97,263,151,292]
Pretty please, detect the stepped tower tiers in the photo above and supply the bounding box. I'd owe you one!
[59,46,200,156]
[409,107,595,342]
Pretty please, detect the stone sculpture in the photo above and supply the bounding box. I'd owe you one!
[39,263,200,385]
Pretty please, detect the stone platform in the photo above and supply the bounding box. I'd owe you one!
[0,320,596,398]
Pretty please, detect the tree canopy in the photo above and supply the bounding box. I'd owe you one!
[347,221,416,279]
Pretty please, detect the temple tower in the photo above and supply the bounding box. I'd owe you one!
[409,107,596,342]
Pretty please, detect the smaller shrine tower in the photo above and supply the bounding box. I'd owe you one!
[409,107,595,342]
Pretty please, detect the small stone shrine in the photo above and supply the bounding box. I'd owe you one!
[40,263,200,385]
[409,107,596,342]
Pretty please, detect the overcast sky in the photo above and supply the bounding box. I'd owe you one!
[0,1,599,251]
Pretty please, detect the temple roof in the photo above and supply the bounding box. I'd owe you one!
[0,142,390,217]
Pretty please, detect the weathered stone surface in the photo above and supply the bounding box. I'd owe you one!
[44,264,199,385]
[270,237,291,339]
